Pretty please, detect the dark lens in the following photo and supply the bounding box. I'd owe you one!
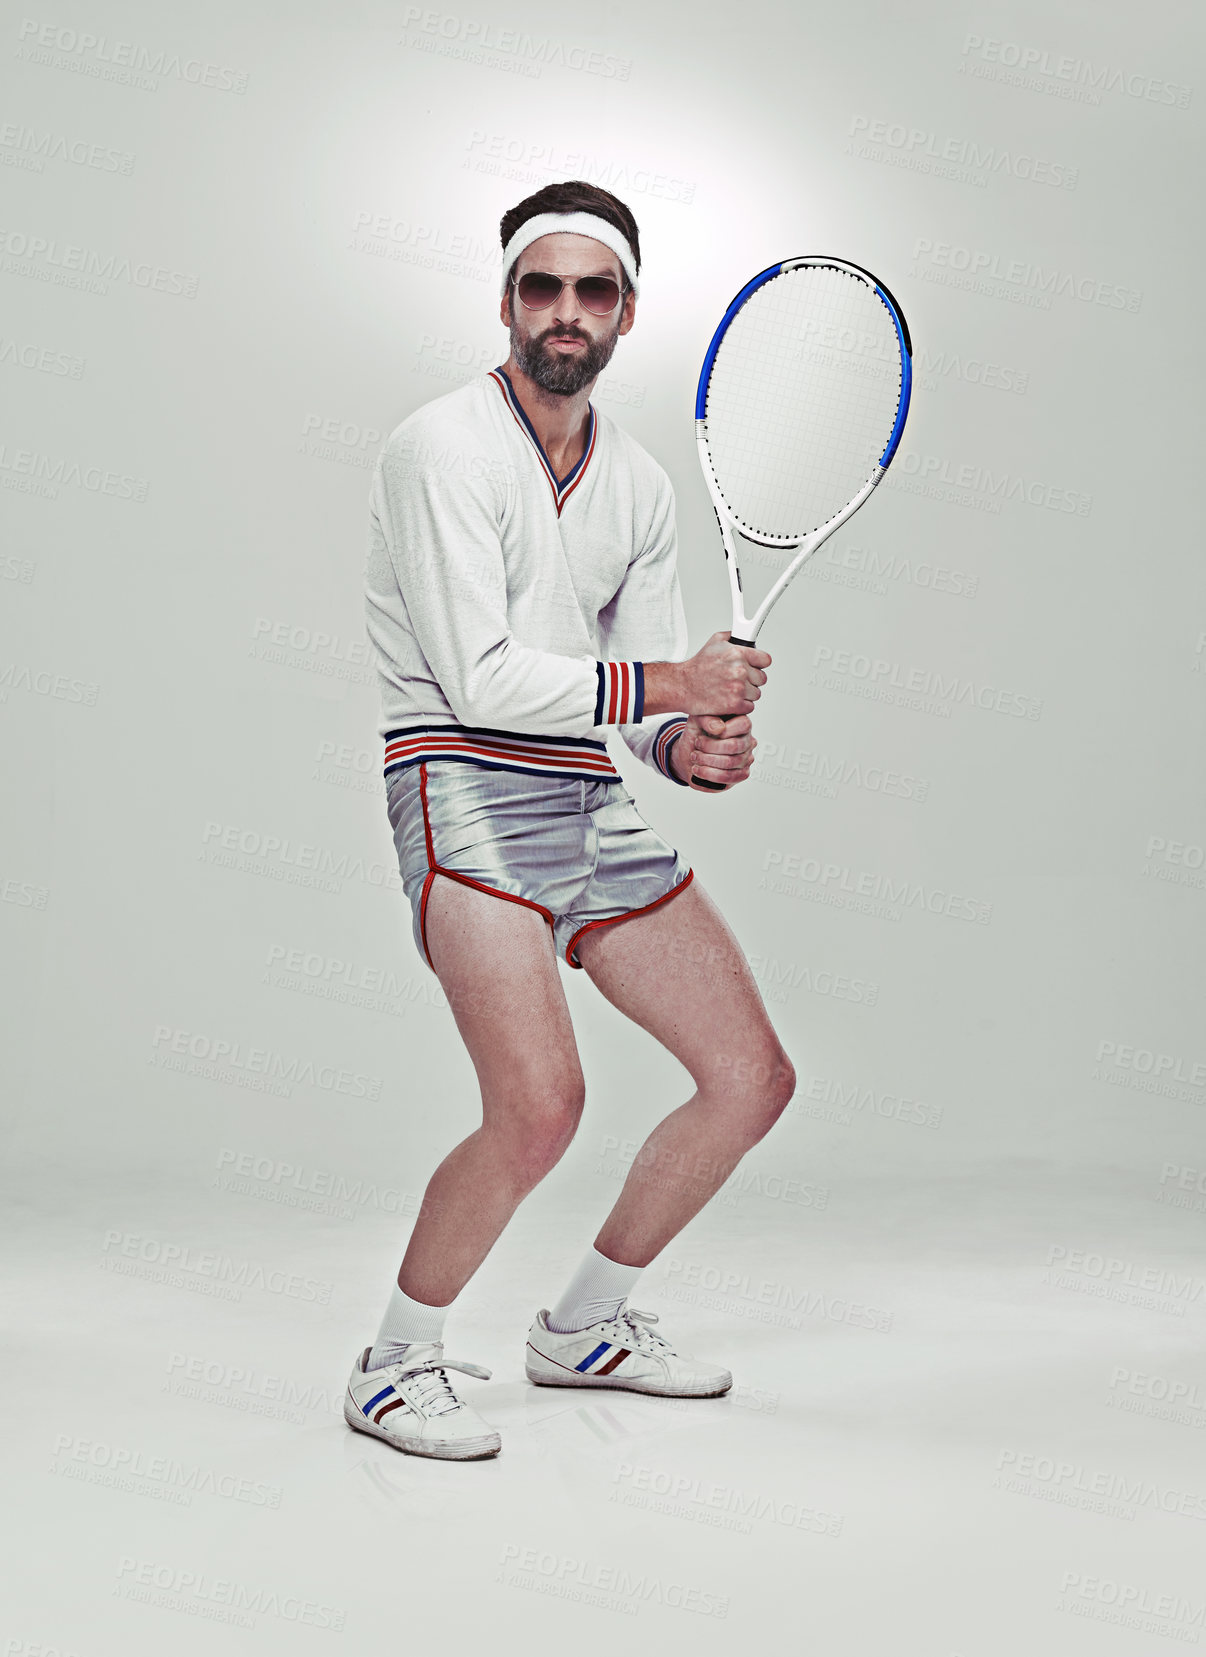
[517,272,562,308]
[575,276,621,314]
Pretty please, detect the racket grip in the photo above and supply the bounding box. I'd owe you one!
[691,634,758,790]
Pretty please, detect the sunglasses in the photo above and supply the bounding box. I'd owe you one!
[511,270,628,316]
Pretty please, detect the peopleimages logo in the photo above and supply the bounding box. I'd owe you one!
[113,1557,346,1631]
[100,1229,334,1305]
[747,954,879,1007]
[0,227,198,297]
[496,1544,726,1618]
[399,9,632,81]
[1142,835,1206,893]
[198,821,401,895]
[249,616,374,687]
[464,131,694,203]
[812,645,1044,720]
[349,211,494,265]
[0,331,87,377]
[1159,1164,1206,1200]
[1092,1039,1206,1104]
[1044,1244,1205,1317]
[795,544,978,604]
[215,1147,418,1218]
[264,940,443,1016]
[297,413,381,471]
[165,1351,343,1424]
[1056,1573,1206,1642]
[848,113,1078,189]
[959,34,1192,109]
[0,440,149,500]
[594,1132,825,1212]
[792,1073,943,1130]
[916,348,1028,396]
[15,19,251,94]
[754,738,931,801]
[349,211,498,284]
[911,237,1141,313]
[994,1447,1206,1521]
[50,1434,282,1509]
[2,873,49,908]
[760,849,993,926]
[891,447,1091,516]
[0,122,135,175]
[150,1025,383,1101]
[612,1462,843,1536]
[1109,1364,1206,1417]
[0,662,100,704]
[661,1257,893,1333]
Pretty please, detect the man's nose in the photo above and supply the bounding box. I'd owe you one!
[551,282,583,325]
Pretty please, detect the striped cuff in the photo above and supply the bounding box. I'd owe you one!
[593,660,644,726]
[654,717,690,785]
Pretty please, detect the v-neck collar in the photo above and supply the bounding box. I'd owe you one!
[488,367,597,516]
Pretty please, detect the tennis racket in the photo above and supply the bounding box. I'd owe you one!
[692,256,912,790]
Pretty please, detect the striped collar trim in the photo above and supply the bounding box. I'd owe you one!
[488,367,597,516]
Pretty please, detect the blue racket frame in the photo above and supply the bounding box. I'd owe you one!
[689,255,913,788]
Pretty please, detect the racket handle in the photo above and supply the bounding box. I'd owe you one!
[691,634,757,791]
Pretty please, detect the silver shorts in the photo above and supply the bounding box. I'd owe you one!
[385,761,693,971]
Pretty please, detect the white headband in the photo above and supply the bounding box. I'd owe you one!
[500,211,640,300]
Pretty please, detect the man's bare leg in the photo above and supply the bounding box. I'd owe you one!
[393,875,586,1305]
[574,878,796,1267]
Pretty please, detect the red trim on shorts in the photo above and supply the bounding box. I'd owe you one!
[563,867,695,970]
[419,762,437,865]
[416,761,556,970]
[417,870,439,970]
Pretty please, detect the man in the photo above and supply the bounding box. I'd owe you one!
[352,181,795,1459]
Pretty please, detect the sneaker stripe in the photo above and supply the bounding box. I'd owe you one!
[363,1384,396,1414]
[372,1398,409,1425]
[576,1341,612,1372]
[596,1347,631,1375]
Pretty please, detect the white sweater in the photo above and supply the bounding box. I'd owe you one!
[364,368,690,784]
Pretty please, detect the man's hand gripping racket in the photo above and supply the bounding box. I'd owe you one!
[685,257,913,791]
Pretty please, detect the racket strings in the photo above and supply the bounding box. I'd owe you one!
[703,264,904,541]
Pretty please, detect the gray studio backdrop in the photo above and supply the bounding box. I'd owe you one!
[3,0,1204,1650]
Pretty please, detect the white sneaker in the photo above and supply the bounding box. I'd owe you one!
[525,1304,732,1398]
[343,1341,501,1459]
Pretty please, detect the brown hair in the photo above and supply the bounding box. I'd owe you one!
[499,181,641,285]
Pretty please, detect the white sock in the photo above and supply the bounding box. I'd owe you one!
[367,1281,450,1370]
[546,1245,645,1333]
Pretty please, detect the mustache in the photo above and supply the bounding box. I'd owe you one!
[537,326,591,345]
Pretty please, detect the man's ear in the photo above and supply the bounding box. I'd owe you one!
[618,287,637,337]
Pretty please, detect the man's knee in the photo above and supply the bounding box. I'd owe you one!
[713,1045,796,1131]
[767,1051,797,1115]
[492,1071,586,1187]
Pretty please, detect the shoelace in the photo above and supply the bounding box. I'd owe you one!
[391,1348,491,1418]
[607,1306,674,1354]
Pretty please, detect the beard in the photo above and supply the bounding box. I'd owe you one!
[510,316,621,396]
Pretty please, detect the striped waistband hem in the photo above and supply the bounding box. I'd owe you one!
[383,725,620,781]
